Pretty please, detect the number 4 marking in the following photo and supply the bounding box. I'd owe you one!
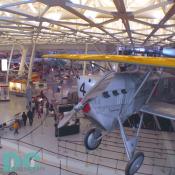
[80,83,86,96]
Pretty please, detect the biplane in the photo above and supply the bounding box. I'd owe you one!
[43,53,175,175]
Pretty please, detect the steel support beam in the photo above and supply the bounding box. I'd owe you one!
[18,46,28,76]
[83,43,88,75]
[143,3,175,45]
[27,42,36,85]
[61,5,122,44]
[0,0,36,9]
[133,0,174,15]
[6,44,15,83]
[113,0,134,46]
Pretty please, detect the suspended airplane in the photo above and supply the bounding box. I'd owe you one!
[43,53,175,175]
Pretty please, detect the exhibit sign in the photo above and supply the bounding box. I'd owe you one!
[3,152,41,172]
[1,59,7,71]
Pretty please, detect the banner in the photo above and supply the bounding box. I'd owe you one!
[1,59,7,71]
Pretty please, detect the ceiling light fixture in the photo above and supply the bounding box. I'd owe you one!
[84,10,98,19]
[152,9,164,19]
[46,12,62,21]
[28,3,37,14]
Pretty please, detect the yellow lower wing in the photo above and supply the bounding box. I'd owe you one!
[43,54,175,68]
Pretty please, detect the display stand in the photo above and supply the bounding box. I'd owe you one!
[58,118,80,137]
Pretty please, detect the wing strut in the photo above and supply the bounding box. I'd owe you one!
[116,69,164,174]
[117,112,144,160]
[117,110,145,174]
[133,70,152,99]
[145,70,163,104]
[119,70,163,157]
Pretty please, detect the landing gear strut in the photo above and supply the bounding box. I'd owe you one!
[125,152,144,175]
[84,128,102,150]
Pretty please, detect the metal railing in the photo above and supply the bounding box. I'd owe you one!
[0,115,175,175]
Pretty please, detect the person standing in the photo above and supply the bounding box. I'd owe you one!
[38,105,42,118]
[13,119,19,134]
[22,112,27,126]
[40,90,45,99]
[26,85,32,110]
[46,101,49,116]
[27,110,33,126]
[31,100,35,116]
[43,103,47,117]
[35,99,40,118]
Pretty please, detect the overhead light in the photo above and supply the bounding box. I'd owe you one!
[16,83,22,90]
[46,12,62,21]
[93,37,99,40]
[70,0,80,3]
[28,3,37,14]
[84,10,98,19]
[152,9,164,19]
[42,22,50,27]
[5,12,12,17]
[91,61,95,68]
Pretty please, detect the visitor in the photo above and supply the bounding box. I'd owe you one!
[27,110,33,126]
[31,100,36,116]
[38,105,43,118]
[22,112,27,126]
[40,90,45,99]
[46,101,49,116]
[43,102,47,117]
[13,119,19,134]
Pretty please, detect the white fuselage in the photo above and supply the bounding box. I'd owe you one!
[79,72,155,131]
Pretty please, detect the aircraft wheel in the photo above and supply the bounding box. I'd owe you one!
[125,152,144,175]
[84,128,102,150]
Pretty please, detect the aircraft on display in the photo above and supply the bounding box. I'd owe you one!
[43,53,175,175]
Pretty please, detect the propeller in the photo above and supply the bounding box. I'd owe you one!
[57,101,83,128]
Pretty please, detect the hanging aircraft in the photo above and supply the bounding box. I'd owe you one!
[43,53,175,175]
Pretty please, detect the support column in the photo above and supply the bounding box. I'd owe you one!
[18,46,28,76]
[116,45,119,55]
[83,43,88,75]
[6,44,15,83]
[114,46,119,72]
[27,43,36,85]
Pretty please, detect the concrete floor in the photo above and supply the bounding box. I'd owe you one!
[0,95,26,123]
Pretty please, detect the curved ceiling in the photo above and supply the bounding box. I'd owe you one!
[0,0,174,47]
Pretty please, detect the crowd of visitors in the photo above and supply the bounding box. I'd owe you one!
[13,90,52,134]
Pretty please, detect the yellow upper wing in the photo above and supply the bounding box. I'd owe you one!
[43,54,175,68]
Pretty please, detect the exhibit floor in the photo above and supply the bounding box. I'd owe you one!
[0,95,26,123]
[0,95,174,175]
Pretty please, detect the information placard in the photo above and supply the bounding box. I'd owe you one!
[1,59,7,71]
